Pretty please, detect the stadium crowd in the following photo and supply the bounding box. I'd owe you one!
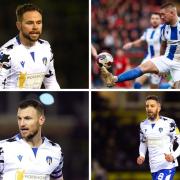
[92,0,180,88]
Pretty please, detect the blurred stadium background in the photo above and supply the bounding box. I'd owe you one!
[92,91,180,179]
[91,0,180,88]
[0,0,88,89]
[0,91,88,180]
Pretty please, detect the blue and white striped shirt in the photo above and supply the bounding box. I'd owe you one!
[161,18,180,61]
[140,25,162,58]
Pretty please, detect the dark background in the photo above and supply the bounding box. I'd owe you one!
[0,91,89,180]
[0,0,88,89]
[92,91,180,179]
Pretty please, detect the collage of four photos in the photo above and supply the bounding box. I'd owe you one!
[0,0,180,180]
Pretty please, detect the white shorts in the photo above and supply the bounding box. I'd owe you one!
[150,56,180,82]
[141,56,161,85]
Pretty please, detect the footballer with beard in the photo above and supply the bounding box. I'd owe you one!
[0,3,60,89]
[137,95,180,180]
[0,99,63,180]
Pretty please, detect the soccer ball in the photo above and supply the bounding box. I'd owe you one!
[97,52,113,69]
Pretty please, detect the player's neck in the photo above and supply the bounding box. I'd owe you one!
[25,132,43,148]
[149,115,160,122]
[19,33,36,47]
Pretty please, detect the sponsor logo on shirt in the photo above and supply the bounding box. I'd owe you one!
[16,170,49,180]
[17,72,45,89]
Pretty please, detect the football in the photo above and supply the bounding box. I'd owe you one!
[97,52,113,69]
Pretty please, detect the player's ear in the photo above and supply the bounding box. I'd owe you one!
[158,103,161,112]
[16,21,21,31]
[39,115,45,126]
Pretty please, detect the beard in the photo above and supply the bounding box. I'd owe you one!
[147,111,158,121]
[20,128,39,141]
[152,23,159,28]
[22,31,41,42]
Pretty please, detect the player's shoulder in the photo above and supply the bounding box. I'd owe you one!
[0,134,19,146]
[0,36,20,52]
[160,23,167,31]
[44,137,62,151]
[146,26,156,32]
[140,118,149,126]
[38,39,51,47]
[160,116,175,123]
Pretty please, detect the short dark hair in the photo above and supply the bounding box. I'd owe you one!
[160,2,176,9]
[151,12,161,17]
[146,95,160,103]
[18,99,44,115]
[16,3,42,21]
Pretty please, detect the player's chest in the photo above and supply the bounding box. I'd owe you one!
[4,145,58,174]
[142,123,169,139]
[164,25,180,41]
[10,47,51,72]
[146,30,161,44]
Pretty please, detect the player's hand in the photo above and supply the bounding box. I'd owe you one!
[100,66,116,87]
[137,156,145,165]
[123,42,133,50]
[164,153,174,162]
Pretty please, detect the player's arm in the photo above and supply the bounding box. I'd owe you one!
[166,120,180,162]
[137,125,147,165]
[91,44,98,59]
[43,57,60,89]
[0,50,11,89]
[0,145,4,178]
[123,39,145,50]
[50,149,64,180]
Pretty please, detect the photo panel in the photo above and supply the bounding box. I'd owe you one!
[91,0,180,89]
[0,91,89,179]
[0,0,88,89]
[92,91,180,180]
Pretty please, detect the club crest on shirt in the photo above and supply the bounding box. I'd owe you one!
[46,156,52,165]
[17,155,23,162]
[42,57,47,66]
[159,127,163,133]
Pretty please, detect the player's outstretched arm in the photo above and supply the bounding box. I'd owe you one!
[91,44,98,59]
[123,39,144,50]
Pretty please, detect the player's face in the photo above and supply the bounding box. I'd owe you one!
[150,14,161,28]
[160,8,173,24]
[145,100,161,121]
[17,11,42,42]
[17,106,45,140]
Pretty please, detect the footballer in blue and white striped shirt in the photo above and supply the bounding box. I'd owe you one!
[123,12,162,89]
[102,2,180,89]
